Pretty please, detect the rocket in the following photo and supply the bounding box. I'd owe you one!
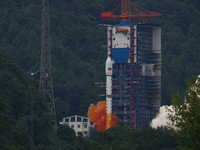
[105,56,113,129]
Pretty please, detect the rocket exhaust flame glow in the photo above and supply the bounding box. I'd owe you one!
[88,101,118,131]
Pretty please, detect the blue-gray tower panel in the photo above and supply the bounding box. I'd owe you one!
[112,48,129,63]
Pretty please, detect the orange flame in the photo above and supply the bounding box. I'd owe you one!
[88,101,118,131]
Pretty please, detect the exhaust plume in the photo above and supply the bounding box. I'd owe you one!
[88,101,118,131]
[150,105,176,129]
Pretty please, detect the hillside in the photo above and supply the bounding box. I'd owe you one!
[1,0,200,121]
[0,48,59,149]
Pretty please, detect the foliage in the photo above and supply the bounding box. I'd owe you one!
[167,77,200,149]
[0,0,197,116]
[88,126,178,150]
[1,0,200,119]
[1,0,200,149]
[57,125,76,142]
[0,48,58,149]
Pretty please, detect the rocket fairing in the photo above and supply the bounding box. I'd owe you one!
[105,56,113,129]
[105,56,113,76]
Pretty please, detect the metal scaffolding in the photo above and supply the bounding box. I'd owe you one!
[109,23,161,129]
[135,24,161,128]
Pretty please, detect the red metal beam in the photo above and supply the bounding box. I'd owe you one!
[101,0,161,21]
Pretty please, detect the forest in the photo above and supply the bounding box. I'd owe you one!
[1,0,200,149]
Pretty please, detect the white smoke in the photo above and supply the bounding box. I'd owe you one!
[150,105,177,129]
[151,76,200,129]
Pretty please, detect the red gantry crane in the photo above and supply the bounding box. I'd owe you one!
[101,0,161,21]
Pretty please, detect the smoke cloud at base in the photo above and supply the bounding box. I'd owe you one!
[150,105,176,129]
[88,101,118,131]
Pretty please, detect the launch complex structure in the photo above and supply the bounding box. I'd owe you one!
[103,0,162,129]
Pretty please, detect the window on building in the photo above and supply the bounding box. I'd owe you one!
[64,118,69,122]
[71,124,74,128]
[71,117,75,122]
[77,124,81,128]
[83,118,87,122]
[77,116,81,122]
[84,124,87,128]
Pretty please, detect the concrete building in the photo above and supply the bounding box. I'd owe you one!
[60,115,93,137]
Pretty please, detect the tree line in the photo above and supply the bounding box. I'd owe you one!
[1,0,200,149]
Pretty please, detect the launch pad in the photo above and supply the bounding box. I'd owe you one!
[102,1,161,129]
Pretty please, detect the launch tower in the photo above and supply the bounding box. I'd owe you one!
[101,0,161,128]
[39,0,57,129]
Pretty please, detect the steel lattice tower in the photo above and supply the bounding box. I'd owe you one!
[101,1,161,128]
[39,0,57,129]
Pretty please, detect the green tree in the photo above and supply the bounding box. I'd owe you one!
[88,126,177,150]
[57,125,76,142]
[2,0,200,131]
[168,77,200,149]
[0,48,60,150]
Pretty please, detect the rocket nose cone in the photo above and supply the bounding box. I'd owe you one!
[106,56,113,75]
[106,57,112,65]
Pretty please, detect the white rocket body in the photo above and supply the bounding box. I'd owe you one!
[105,56,113,114]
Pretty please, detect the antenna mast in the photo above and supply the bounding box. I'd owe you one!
[39,0,57,130]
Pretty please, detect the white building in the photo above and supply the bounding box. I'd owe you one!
[60,115,93,137]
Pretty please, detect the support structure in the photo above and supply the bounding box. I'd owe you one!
[134,24,161,128]
[39,0,57,130]
[101,1,161,128]
[109,23,136,127]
